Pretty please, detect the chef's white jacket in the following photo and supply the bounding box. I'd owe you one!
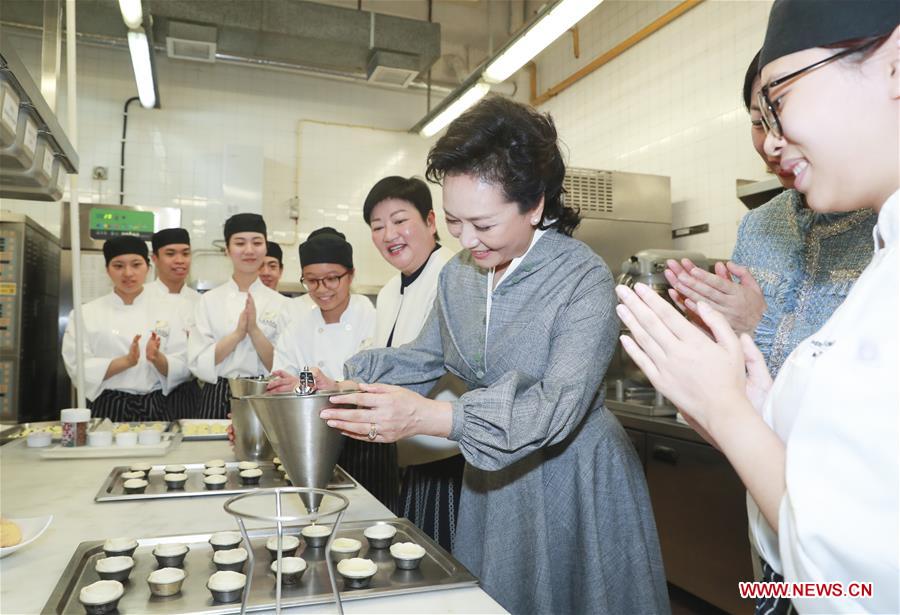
[147,279,200,330]
[274,294,376,380]
[374,246,463,466]
[374,246,454,347]
[188,278,288,383]
[748,190,899,613]
[62,287,191,401]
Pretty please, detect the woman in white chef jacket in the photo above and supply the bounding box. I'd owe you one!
[188,213,288,419]
[617,2,899,613]
[270,227,400,507]
[272,228,399,501]
[61,235,190,421]
[362,176,464,550]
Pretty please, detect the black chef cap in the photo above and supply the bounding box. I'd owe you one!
[363,176,433,224]
[299,227,353,269]
[224,213,267,243]
[151,227,190,253]
[103,235,149,265]
[760,0,899,68]
[266,241,284,266]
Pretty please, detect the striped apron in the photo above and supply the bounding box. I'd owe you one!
[399,454,464,552]
[89,389,168,422]
[197,377,232,420]
[165,379,202,420]
[338,439,400,513]
[757,560,796,615]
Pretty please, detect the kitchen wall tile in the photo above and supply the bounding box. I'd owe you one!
[535,1,776,261]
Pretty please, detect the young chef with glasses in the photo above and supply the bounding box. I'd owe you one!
[268,228,397,507]
[617,1,898,612]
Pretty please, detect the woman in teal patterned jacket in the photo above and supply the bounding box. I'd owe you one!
[665,51,876,376]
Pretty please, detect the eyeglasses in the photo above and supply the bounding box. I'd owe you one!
[757,40,879,139]
[300,271,350,291]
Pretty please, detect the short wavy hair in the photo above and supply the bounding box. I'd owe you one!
[425,97,580,236]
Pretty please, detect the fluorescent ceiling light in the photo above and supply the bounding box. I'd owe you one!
[419,82,491,138]
[118,0,143,29]
[484,0,603,83]
[127,30,157,108]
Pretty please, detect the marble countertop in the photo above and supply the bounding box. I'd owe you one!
[0,438,505,614]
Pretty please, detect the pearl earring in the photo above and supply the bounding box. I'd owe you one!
[532,218,540,224]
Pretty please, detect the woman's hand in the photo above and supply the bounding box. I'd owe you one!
[235,309,249,338]
[266,369,300,394]
[127,334,141,366]
[226,412,235,444]
[665,258,766,336]
[320,383,452,443]
[615,283,752,436]
[244,294,259,334]
[145,331,161,362]
[145,332,168,376]
[742,334,773,414]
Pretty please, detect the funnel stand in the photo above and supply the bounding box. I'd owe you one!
[224,487,349,615]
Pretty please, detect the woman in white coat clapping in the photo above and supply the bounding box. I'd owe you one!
[62,235,190,421]
[188,213,288,418]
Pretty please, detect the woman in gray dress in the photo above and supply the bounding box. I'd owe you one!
[319,97,669,614]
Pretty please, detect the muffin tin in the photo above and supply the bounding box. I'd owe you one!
[42,519,477,614]
[94,462,355,502]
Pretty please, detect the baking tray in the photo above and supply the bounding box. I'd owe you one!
[41,518,478,614]
[41,432,183,460]
[177,419,231,441]
[0,419,103,445]
[95,462,356,502]
[0,420,175,446]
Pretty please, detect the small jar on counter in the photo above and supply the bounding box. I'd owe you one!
[60,408,91,447]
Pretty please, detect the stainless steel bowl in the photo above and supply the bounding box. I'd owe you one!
[229,377,275,461]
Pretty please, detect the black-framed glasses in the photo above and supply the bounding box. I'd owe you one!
[300,271,350,291]
[757,40,879,139]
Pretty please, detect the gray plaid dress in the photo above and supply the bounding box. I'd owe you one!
[346,230,669,614]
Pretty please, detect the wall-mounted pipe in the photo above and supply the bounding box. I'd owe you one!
[531,0,704,106]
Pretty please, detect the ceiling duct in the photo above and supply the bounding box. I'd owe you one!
[166,20,217,63]
[0,0,441,85]
[366,49,419,88]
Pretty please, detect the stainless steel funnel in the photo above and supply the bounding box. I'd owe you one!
[244,389,353,512]
[229,377,275,461]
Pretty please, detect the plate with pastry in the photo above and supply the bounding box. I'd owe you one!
[0,515,53,558]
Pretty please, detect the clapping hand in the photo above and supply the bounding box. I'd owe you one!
[665,258,766,336]
[127,334,141,366]
[145,331,161,362]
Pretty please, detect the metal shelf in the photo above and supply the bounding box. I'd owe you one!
[0,36,78,174]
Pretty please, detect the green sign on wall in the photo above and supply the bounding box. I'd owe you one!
[88,208,155,240]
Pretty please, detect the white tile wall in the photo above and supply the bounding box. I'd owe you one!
[3,0,777,279]
[1,31,444,288]
[532,0,775,259]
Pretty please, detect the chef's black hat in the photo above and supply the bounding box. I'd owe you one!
[760,0,898,68]
[103,235,149,265]
[224,213,267,243]
[363,176,433,224]
[299,227,353,269]
[151,227,190,253]
[266,241,284,266]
